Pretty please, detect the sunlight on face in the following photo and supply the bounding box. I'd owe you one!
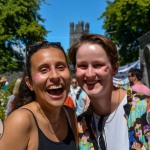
[89,45,96,50]
[34,74,47,83]
[75,43,113,96]
[28,47,70,107]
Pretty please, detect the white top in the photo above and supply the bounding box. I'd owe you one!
[94,94,129,150]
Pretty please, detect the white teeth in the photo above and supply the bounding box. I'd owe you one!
[48,85,62,90]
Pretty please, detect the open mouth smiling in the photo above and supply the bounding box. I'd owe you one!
[46,85,64,96]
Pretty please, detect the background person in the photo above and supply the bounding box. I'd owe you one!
[68,33,150,150]
[0,76,8,91]
[69,76,81,108]
[0,41,77,150]
[5,73,23,116]
[75,90,90,116]
[128,68,150,96]
[69,76,89,116]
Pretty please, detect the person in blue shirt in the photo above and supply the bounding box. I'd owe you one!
[76,90,87,116]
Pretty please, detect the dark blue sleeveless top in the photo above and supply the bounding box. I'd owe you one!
[23,108,76,150]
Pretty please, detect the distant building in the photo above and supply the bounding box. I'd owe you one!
[138,31,150,87]
[69,21,90,72]
[69,21,89,47]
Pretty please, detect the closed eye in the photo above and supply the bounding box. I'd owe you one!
[77,64,88,70]
[40,68,50,74]
[93,64,103,68]
[56,63,67,71]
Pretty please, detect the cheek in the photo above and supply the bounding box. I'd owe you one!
[76,68,85,77]
[98,66,110,76]
[98,65,115,80]
[65,74,71,85]
[62,70,71,87]
[33,74,47,85]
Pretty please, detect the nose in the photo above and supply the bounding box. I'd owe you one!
[85,66,95,78]
[49,67,60,82]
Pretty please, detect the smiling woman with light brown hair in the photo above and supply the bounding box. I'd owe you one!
[68,33,150,150]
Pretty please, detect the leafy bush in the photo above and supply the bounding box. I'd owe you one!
[0,90,11,120]
[7,80,16,94]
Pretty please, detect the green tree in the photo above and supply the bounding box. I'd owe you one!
[0,0,48,73]
[100,0,150,65]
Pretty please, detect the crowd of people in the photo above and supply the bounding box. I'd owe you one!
[0,33,150,150]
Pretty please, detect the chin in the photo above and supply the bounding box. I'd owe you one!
[46,96,66,108]
[52,100,65,108]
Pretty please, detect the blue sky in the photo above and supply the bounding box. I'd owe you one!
[39,0,107,51]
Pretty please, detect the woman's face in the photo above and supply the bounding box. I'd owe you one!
[75,43,116,98]
[26,47,70,108]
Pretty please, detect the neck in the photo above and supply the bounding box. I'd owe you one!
[91,88,120,116]
[36,102,62,124]
[134,80,143,85]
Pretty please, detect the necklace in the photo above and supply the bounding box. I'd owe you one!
[105,89,120,124]
[36,102,61,134]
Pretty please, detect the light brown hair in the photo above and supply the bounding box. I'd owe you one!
[68,34,119,69]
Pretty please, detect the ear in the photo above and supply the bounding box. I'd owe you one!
[25,76,33,91]
[113,61,119,76]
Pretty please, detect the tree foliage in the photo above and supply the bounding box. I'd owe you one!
[0,0,48,73]
[100,0,150,65]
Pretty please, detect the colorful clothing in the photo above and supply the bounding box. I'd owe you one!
[64,96,75,110]
[77,89,150,150]
[132,84,150,96]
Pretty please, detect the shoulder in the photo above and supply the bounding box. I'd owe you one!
[119,89,127,98]
[80,90,86,96]
[0,108,37,149]
[78,89,87,99]
[4,108,35,133]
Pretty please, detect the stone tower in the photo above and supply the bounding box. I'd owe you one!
[69,21,89,47]
[138,31,150,87]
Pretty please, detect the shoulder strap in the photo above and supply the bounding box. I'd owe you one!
[64,106,78,149]
[76,88,82,100]
[84,113,99,150]
[63,106,72,127]
[21,108,39,128]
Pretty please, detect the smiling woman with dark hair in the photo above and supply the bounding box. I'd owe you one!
[0,41,77,150]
